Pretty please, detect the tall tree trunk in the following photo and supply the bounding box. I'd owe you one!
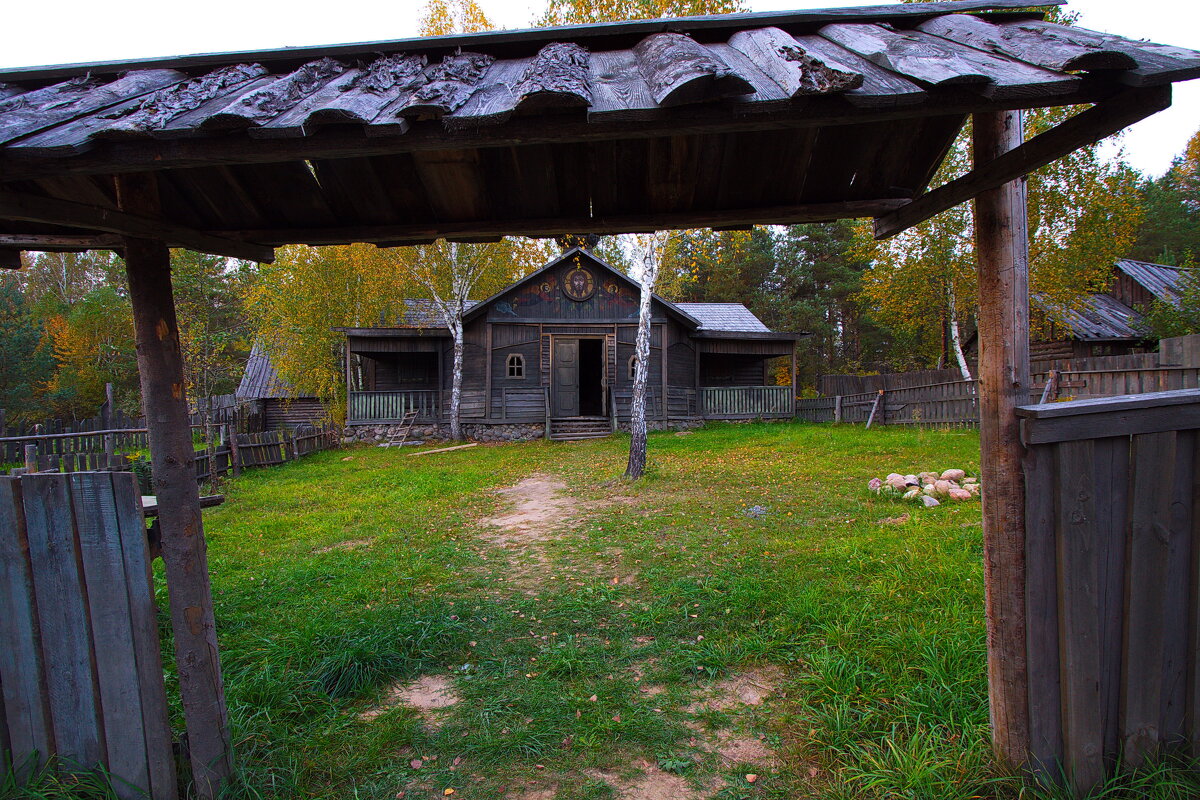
[449,317,464,441]
[949,287,973,381]
[626,243,659,479]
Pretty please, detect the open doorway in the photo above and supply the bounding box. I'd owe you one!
[579,339,604,416]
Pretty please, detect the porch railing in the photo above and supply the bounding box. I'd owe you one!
[700,385,793,419]
[347,390,440,423]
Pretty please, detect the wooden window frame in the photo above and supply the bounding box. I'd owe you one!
[506,353,525,378]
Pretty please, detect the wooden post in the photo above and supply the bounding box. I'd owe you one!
[103,381,115,456]
[23,443,36,473]
[834,395,843,423]
[973,109,1032,769]
[865,390,884,429]
[116,173,233,799]
[791,343,798,415]
[226,423,241,477]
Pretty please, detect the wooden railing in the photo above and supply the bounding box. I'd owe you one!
[347,390,440,423]
[699,385,793,419]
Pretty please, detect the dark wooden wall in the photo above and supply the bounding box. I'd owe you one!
[264,398,327,429]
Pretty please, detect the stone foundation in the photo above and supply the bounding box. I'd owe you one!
[343,422,546,445]
[343,417,705,444]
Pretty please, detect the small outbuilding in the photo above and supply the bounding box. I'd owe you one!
[340,247,800,440]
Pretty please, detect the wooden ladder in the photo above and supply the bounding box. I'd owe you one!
[380,409,419,448]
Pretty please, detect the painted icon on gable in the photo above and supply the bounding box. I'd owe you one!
[563,267,596,302]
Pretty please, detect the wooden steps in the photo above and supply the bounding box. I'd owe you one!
[549,417,612,442]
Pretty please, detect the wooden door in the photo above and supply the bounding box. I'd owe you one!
[553,338,579,417]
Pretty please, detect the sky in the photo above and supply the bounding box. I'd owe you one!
[1,0,1198,176]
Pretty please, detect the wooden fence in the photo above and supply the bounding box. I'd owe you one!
[348,390,440,424]
[1017,388,1200,794]
[699,385,793,419]
[3,424,340,483]
[0,472,177,799]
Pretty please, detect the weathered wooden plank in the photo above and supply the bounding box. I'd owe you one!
[22,474,104,768]
[70,473,150,798]
[820,23,1078,98]
[1122,432,1177,766]
[444,57,533,129]
[0,478,54,777]
[1023,442,1062,780]
[1159,430,1194,745]
[587,50,660,121]
[1018,388,1200,419]
[1022,403,1200,446]
[111,470,179,799]
[0,70,186,146]
[399,52,494,120]
[1011,21,1200,87]
[1188,433,1200,756]
[249,66,376,138]
[1056,439,1104,792]
[727,27,862,98]
[918,15,1137,72]
[199,58,347,131]
[1092,436,1130,768]
[633,32,754,107]
[514,43,592,110]
[0,1,1063,84]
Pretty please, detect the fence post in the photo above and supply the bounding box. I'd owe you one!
[23,444,37,473]
[226,425,241,477]
[834,395,843,423]
[866,390,885,429]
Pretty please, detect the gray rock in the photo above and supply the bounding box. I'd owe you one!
[920,495,941,508]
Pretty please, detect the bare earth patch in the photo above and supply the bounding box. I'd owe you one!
[688,666,783,713]
[313,538,372,554]
[713,728,776,767]
[480,474,576,547]
[586,760,701,800]
[359,674,459,722]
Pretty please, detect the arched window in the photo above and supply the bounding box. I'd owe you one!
[628,354,638,381]
[506,353,525,378]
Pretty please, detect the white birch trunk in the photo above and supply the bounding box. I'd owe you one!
[626,240,660,479]
[448,313,464,440]
[949,286,973,381]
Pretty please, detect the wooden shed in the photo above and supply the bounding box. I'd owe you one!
[342,247,799,439]
[234,341,327,429]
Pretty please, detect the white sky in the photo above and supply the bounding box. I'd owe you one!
[1,0,1197,176]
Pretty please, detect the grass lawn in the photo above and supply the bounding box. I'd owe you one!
[17,422,1196,799]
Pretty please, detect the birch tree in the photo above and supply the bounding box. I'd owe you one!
[394,238,552,440]
[626,233,666,479]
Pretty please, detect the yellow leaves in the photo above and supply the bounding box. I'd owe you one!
[419,0,495,36]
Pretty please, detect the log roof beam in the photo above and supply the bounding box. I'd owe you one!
[872,84,1172,239]
[0,189,275,261]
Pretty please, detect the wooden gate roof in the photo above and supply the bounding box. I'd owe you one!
[0,0,1198,265]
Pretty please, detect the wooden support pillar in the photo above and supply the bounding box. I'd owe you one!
[973,110,1032,769]
[116,173,232,799]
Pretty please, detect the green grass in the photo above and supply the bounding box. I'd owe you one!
[7,422,1200,799]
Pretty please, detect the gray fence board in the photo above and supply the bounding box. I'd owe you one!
[0,479,53,776]
[1,472,179,798]
[22,474,103,767]
[71,473,150,797]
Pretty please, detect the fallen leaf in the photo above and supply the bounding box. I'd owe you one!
[746,774,758,784]
[879,513,911,525]
[588,694,598,702]
[410,759,423,769]
[444,790,455,796]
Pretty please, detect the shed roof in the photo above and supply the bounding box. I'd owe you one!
[1116,259,1186,303]
[1048,293,1145,342]
[0,0,1197,264]
[236,341,309,400]
[674,302,771,332]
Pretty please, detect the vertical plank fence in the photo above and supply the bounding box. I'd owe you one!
[0,472,177,799]
[1017,389,1200,795]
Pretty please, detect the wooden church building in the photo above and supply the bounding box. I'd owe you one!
[341,247,799,440]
